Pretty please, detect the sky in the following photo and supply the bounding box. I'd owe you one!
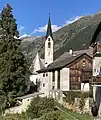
[0,0,101,37]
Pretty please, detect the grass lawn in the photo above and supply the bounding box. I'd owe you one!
[0,106,94,120]
[58,106,94,120]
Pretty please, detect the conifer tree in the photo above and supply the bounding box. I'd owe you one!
[0,4,29,108]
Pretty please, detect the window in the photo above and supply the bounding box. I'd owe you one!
[43,83,45,87]
[94,68,96,73]
[48,38,50,41]
[48,42,51,48]
[43,73,45,77]
[78,77,80,82]
[52,86,54,90]
[46,73,48,76]
[82,58,86,67]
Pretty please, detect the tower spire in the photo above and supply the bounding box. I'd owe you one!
[46,14,53,39]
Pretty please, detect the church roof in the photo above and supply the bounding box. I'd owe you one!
[29,52,44,74]
[46,16,53,39]
[37,49,92,73]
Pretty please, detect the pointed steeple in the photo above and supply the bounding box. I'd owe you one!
[46,15,53,39]
[29,52,44,74]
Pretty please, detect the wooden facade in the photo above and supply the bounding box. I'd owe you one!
[68,55,92,90]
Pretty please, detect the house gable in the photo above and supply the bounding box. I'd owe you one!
[66,53,92,68]
[68,54,92,90]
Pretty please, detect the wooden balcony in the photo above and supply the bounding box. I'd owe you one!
[91,76,101,85]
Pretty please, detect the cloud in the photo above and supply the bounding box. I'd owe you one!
[65,16,83,25]
[32,16,82,34]
[18,25,25,35]
[19,34,30,39]
[32,24,61,34]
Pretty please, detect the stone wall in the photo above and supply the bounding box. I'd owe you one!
[65,97,93,114]
[4,97,33,115]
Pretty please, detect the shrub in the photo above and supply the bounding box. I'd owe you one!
[39,111,66,120]
[26,97,59,119]
[0,113,28,120]
[64,91,92,104]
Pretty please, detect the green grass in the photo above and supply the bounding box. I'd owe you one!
[57,105,93,120]
[65,110,93,120]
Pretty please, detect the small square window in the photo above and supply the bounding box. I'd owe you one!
[46,73,48,76]
[43,83,45,87]
[48,38,50,41]
[43,73,45,77]
[52,86,54,90]
[94,68,96,72]
[82,59,86,66]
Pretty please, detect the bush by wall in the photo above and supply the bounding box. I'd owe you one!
[0,113,28,120]
[39,111,66,120]
[26,97,59,119]
[64,91,92,104]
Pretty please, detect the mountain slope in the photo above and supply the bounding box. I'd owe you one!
[21,11,101,64]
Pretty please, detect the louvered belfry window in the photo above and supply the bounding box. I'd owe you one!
[48,42,51,48]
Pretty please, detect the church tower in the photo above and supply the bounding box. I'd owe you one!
[45,16,53,67]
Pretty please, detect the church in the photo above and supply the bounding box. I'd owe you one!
[30,16,93,98]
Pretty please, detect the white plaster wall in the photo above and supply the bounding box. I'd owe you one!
[49,72,53,91]
[81,83,89,91]
[21,97,33,112]
[39,72,52,97]
[60,68,70,91]
[45,35,53,67]
[55,71,58,90]
[30,74,38,84]
[93,57,101,76]
[5,97,33,115]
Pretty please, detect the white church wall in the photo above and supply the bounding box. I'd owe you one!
[30,74,38,84]
[60,67,70,91]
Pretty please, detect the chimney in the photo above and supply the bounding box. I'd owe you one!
[69,49,73,54]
